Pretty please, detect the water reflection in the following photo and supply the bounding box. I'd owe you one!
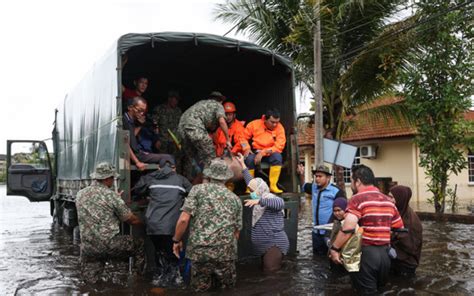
[0,186,473,295]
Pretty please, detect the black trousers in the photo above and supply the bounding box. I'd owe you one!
[350,245,390,296]
[149,235,178,268]
[138,151,175,164]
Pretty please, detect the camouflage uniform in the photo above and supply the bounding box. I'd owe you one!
[151,104,182,155]
[178,100,226,171]
[181,160,242,291]
[76,163,144,283]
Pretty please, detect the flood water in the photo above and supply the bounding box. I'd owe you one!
[1,184,473,295]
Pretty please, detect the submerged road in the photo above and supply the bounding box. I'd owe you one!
[1,185,473,295]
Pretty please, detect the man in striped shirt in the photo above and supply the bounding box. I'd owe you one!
[330,165,404,295]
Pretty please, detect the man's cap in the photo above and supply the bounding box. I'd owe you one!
[209,91,226,100]
[223,102,236,113]
[167,90,180,99]
[313,164,332,176]
[90,162,120,180]
[158,157,176,168]
[202,158,234,181]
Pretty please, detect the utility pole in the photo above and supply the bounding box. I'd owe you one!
[314,0,324,167]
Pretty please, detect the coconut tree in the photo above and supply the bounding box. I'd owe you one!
[215,0,415,188]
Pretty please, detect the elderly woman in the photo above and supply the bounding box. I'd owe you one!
[389,185,423,277]
[236,154,289,272]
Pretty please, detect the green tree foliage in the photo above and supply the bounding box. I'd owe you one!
[215,0,413,137]
[402,0,474,213]
[215,0,414,188]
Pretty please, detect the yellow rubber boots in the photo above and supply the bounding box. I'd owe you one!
[269,166,283,194]
[245,169,255,194]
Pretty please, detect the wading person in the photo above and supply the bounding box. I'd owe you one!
[389,185,423,277]
[172,158,242,292]
[242,108,286,193]
[132,158,192,287]
[297,164,345,255]
[330,165,404,295]
[236,154,289,272]
[76,162,144,283]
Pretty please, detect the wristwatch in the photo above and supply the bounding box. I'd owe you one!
[172,238,181,244]
[330,245,342,252]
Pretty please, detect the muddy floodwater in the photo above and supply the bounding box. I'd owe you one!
[1,185,473,295]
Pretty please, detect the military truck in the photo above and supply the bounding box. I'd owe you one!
[5,32,300,259]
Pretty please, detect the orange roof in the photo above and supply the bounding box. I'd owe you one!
[297,101,474,144]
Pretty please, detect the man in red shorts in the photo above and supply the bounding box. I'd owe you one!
[329,164,404,295]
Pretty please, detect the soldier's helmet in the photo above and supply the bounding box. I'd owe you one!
[90,162,120,180]
[223,102,236,113]
[203,158,234,181]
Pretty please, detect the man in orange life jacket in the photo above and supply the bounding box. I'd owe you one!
[242,108,286,193]
[213,101,246,157]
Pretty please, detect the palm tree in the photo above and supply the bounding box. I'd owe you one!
[215,0,415,189]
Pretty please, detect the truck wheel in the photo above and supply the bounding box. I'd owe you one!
[53,200,63,226]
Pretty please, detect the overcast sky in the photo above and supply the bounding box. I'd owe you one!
[0,0,311,154]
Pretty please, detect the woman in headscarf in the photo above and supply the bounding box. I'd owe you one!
[236,154,289,272]
[389,185,423,276]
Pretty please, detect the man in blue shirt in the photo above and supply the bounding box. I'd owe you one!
[298,164,346,255]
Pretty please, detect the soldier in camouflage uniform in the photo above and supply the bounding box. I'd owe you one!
[172,158,242,292]
[178,91,232,175]
[151,90,182,156]
[76,162,144,283]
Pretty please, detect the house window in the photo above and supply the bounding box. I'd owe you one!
[469,150,474,184]
[344,149,360,184]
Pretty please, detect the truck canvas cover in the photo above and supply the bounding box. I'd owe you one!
[56,32,294,180]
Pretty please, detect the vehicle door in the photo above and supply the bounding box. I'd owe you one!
[6,140,53,201]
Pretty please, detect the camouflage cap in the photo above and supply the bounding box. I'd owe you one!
[168,90,180,99]
[209,91,226,100]
[313,164,332,176]
[90,162,120,180]
[202,158,234,181]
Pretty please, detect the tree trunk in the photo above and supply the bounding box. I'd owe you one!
[334,164,347,195]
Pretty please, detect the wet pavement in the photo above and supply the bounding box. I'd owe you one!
[1,184,473,295]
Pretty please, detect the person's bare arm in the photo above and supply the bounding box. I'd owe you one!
[172,211,191,257]
[129,147,146,171]
[125,213,143,226]
[329,213,359,264]
[218,117,232,149]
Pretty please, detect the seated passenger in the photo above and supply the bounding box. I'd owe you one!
[242,108,286,193]
[152,90,183,156]
[123,96,174,170]
[122,76,149,106]
[135,115,161,154]
[213,101,246,157]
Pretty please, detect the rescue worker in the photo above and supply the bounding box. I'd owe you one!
[76,162,144,283]
[151,90,182,156]
[172,158,242,292]
[132,158,192,287]
[242,108,286,193]
[213,101,246,157]
[178,91,232,173]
